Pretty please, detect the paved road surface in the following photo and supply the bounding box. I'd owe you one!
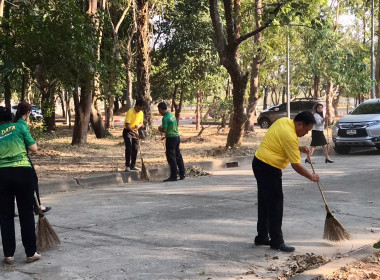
[1,149,379,279]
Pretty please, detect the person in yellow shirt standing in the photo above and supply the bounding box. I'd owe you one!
[252,111,320,252]
[123,100,144,171]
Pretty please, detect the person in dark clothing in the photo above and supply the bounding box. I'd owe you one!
[123,100,145,171]
[157,102,185,182]
[14,101,51,215]
[252,111,320,253]
[0,106,41,264]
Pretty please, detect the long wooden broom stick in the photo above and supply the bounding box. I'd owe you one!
[307,155,350,241]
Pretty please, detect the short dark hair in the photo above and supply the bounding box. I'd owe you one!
[0,106,12,123]
[158,102,167,111]
[135,100,145,107]
[294,111,316,126]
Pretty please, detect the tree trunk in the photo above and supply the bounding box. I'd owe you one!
[35,65,55,132]
[263,86,268,109]
[58,91,66,118]
[325,80,338,125]
[332,92,340,117]
[105,94,115,129]
[171,84,178,112]
[196,89,201,130]
[245,0,262,132]
[3,76,11,109]
[226,75,248,148]
[313,75,320,98]
[125,68,133,110]
[72,81,92,145]
[91,99,106,138]
[136,0,152,132]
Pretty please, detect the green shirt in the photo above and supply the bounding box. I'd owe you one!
[162,112,179,138]
[0,121,35,168]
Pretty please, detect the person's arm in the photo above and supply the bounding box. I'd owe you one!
[158,125,167,133]
[291,162,319,182]
[28,143,38,152]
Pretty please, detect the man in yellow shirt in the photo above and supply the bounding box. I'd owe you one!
[123,100,144,171]
[252,111,320,252]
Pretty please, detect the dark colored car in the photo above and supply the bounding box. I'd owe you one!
[332,99,380,154]
[257,99,321,128]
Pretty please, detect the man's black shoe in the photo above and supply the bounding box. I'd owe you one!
[179,175,186,180]
[254,237,270,246]
[270,243,295,252]
[163,177,177,182]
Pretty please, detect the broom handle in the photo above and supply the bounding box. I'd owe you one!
[34,193,43,216]
[307,155,332,213]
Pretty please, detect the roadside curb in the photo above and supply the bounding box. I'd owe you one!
[39,155,253,194]
[289,244,378,280]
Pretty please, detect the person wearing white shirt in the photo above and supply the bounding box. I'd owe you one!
[306,103,334,164]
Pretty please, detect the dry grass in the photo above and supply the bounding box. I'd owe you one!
[29,118,312,181]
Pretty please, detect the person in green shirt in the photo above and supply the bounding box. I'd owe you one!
[15,101,51,215]
[0,106,41,264]
[157,102,185,182]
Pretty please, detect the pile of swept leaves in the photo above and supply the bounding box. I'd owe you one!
[185,166,211,177]
[318,251,380,280]
[281,253,330,278]
[205,146,255,157]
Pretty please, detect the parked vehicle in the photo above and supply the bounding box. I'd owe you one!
[257,98,321,128]
[10,104,43,121]
[332,99,380,154]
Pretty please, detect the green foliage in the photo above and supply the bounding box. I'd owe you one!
[151,0,226,103]
[0,0,98,96]
[374,240,380,249]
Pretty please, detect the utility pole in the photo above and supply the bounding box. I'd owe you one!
[287,33,290,118]
[371,0,375,99]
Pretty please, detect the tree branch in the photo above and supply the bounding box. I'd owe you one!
[236,2,284,45]
[209,0,227,58]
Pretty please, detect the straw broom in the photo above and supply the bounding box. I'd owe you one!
[139,142,150,180]
[307,155,350,241]
[34,196,61,251]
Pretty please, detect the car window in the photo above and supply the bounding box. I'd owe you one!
[351,103,380,115]
[278,103,287,111]
[290,102,303,111]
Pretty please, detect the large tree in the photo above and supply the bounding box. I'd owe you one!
[209,0,285,147]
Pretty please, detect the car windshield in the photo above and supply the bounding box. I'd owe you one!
[351,103,380,115]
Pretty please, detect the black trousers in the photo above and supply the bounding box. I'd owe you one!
[0,167,36,257]
[123,129,139,168]
[252,157,284,247]
[165,136,185,179]
[28,154,41,206]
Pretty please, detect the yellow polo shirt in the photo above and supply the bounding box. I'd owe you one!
[124,108,144,130]
[255,118,301,170]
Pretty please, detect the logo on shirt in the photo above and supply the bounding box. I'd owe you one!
[1,125,15,136]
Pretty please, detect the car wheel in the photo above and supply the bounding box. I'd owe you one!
[334,145,351,154]
[259,118,271,129]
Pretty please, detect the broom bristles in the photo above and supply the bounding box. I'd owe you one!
[36,216,61,251]
[140,159,150,180]
[323,212,350,242]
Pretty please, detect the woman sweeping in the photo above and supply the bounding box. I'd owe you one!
[0,106,41,265]
[306,103,334,164]
[15,101,51,215]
